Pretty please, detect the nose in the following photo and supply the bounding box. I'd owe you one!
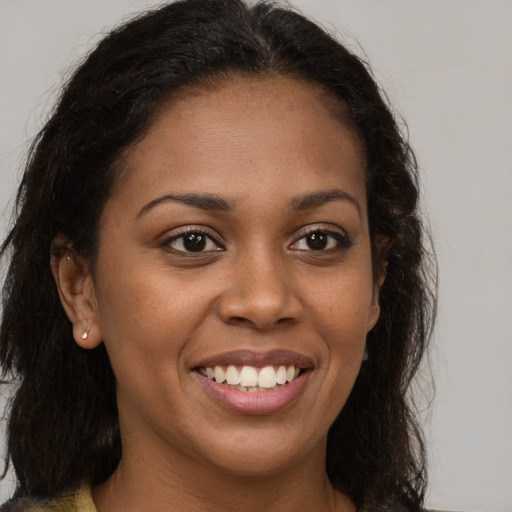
[217,250,304,330]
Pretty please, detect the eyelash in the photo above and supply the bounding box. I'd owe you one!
[162,227,223,254]
[290,226,352,253]
[161,226,352,254]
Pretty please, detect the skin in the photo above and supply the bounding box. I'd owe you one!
[53,76,383,512]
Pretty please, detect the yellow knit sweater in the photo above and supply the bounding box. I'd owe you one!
[2,485,95,512]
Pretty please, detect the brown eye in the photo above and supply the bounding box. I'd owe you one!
[290,228,352,252]
[306,232,328,250]
[166,231,221,253]
[182,233,207,252]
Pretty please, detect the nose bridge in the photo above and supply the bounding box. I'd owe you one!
[217,242,302,329]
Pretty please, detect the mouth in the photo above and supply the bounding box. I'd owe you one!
[196,364,305,392]
[192,350,313,414]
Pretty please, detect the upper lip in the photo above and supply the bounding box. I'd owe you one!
[193,349,314,369]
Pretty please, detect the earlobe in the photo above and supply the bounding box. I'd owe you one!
[50,238,102,349]
[367,269,386,332]
[367,301,381,332]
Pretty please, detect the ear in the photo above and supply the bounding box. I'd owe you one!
[51,236,102,349]
[367,267,386,332]
[367,235,390,332]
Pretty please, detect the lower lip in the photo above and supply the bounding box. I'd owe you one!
[195,371,311,415]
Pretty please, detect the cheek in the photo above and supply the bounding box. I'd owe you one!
[92,271,189,422]
[304,264,374,379]
[306,264,375,334]
[93,257,222,379]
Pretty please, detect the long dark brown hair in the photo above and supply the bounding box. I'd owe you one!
[0,1,436,510]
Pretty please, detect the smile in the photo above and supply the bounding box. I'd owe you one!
[197,364,302,392]
[193,350,313,415]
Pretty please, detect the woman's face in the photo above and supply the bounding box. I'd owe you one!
[86,76,381,477]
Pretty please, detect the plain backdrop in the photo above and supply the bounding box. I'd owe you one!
[1,1,511,510]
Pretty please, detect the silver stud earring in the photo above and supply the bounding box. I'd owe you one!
[81,328,91,340]
[363,346,369,361]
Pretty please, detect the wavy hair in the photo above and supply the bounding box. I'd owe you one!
[0,1,436,510]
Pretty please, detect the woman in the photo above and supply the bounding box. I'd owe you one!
[0,0,436,510]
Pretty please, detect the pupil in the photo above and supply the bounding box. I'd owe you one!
[307,232,327,250]
[183,233,206,252]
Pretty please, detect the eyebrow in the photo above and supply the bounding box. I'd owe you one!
[137,193,233,218]
[137,188,362,219]
[290,189,362,218]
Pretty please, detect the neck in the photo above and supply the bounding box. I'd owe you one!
[92,434,354,512]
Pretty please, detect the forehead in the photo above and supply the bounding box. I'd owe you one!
[113,76,366,212]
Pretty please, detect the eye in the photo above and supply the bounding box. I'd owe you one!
[165,231,222,253]
[291,229,351,252]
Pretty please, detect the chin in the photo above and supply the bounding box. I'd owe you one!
[193,426,322,479]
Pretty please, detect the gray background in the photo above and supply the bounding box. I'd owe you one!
[1,1,511,510]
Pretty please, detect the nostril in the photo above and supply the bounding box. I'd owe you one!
[217,286,304,330]
[226,315,296,329]
[227,316,253,326]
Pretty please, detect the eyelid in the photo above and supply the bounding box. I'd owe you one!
[160,225,225,252]
[289,224,352,250]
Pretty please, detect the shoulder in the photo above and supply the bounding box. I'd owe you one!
[1,485,95,512]
[1,495,50,512]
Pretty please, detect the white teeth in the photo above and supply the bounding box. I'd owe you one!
[225,365,241,385]
[276,365,287,385]
[258,366,277,388]
[205,364,303,391]
[240,366,258,387]
[214,366,226,383]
